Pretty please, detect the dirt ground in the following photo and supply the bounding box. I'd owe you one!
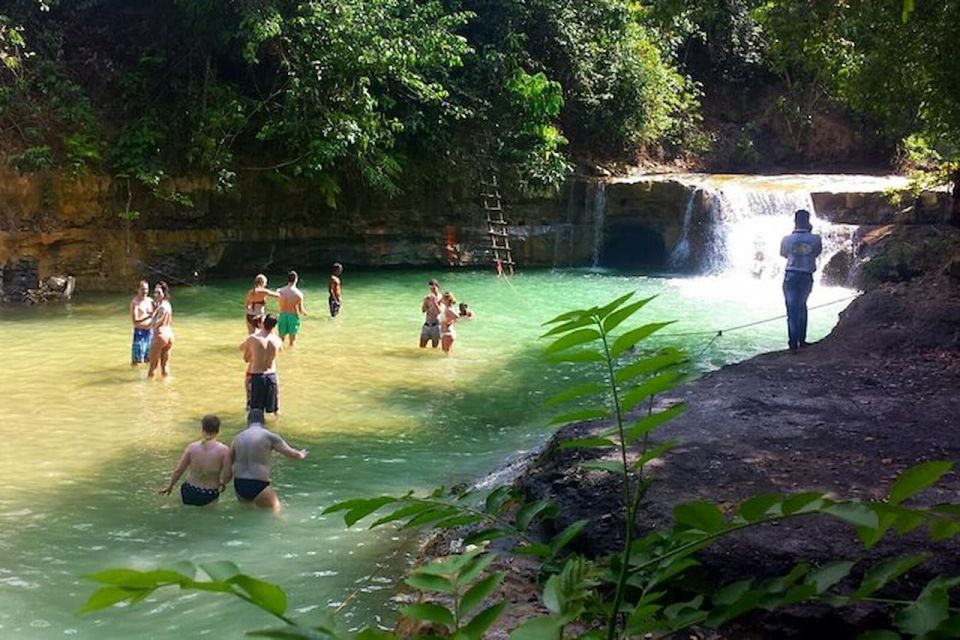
[510,272,960,637]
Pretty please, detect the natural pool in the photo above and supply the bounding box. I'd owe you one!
[0,268,854,638]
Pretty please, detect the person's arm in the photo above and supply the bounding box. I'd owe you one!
[159,448,191,495]
[220,446,234,490]
[421,296,429,313]
[265,288,281,298]
[239,337,251,361]
[297,292,308,317]
[269,432,308,460]
[780,236,789,259]
[130,300,137,324]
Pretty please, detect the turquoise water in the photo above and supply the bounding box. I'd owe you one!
[0,268,853,638]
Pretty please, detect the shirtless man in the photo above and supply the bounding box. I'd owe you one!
[130,280,155,366]
[159,415,230,507]
[240,314,283,416]
[224,408,308,511]
[245,273,280,332]
[328,262,343,317]
[147,281,174,377]
[419,279,442,348]
[278,270,307,347]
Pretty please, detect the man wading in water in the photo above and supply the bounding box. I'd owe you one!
[224,408,308,511]
[780,209,823,352]
[130,279,154,366]
[240,314,283,417]
[278,271,307,347]
[419,279,442,348]
[159,415,230,506]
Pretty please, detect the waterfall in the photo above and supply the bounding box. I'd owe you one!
[699,181,855,282]
[590,181,606,267]
[668,189,699,270]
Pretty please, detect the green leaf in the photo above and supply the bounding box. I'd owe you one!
[781,492,825,515]
[541,314,596,337]
[402,507,461,529]
[463,528,510,546]
[514,543,552,557]
[602,298,654,333]
[509,615,564,640]
[433,514,484,530]
[632,439,680,469]
[200,561,242,583]
[401,602,455,626]
[614,349,688,384]
[824,502,880,529]
[246,627,332,639]
[929,520,960,541]
[406,572,455,594]
[369,502,435,527]
[610,321,675,357]
[558,437,616,450]
[580,460,624,474]
[596,292,637,319]
[852,554,928,600]
[737,495,782,522]
[460,601,507,640]
[85,569,161,588]
[323,496,398,526]
[230,575,288,616]
[619,370,685,412]
[543,309,588,326]
[454,553,497,589]
[544,328,602,354]
[461,572,506,617]
[76,586,148,615]
[808,561,856,594]
[548,407,609,426]
[894,585,949,635]
[858,631,901,640]
[549,520,589,555]
[673,501,726,533]
[484,486,515,515]
[545,383,606,407]
[545,349,605,364]
[622,404,685,445]
[888,460,953,505]
[713,579,753,605]
[516,500,558,531]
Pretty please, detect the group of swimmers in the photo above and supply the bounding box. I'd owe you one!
[136,264,475,511]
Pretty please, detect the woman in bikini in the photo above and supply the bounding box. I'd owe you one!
[245,274,280,332]
[440,291,461,355]
[148,281,174,378]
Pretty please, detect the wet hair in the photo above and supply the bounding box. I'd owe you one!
[247,408,265,425]
[332,262,343,273]
[794,209,812,231]
[428,279,440,287]
[138,279,149,289]
[459,302,469,315]
[443,291,457,305]
[287,270,298,283]
[255,274,267,286]
[155,281,170,299]
[201,414,221,433]
[263,314,278,330]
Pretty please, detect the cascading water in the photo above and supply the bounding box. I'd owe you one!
[668,188,699,270]
[698,181,855,282]
[590,181,607,267]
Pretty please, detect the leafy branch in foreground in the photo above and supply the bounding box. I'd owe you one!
[78,293,960,639]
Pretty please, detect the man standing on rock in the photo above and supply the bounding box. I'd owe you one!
[278,270,307,347]
[130,279,154,366]
[780,209,822,352]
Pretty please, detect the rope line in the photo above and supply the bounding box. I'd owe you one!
[659,293,860,338]
[138,261,198,288]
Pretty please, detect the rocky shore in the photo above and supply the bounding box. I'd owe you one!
[411,225,960,638]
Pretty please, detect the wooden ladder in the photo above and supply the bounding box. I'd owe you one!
[480,175,515,275]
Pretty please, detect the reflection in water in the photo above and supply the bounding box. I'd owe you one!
[0,269,852,638]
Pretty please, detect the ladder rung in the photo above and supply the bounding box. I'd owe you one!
[480,192,501,199]
[488,230,509,237]
[483,205,503,212]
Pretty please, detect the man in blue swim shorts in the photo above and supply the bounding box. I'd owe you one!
[129,280,154,365]
[224,409,308,511]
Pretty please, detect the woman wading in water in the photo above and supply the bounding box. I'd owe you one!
[148,281,174,377]
[439,291,474,355]
[244,273,279,332]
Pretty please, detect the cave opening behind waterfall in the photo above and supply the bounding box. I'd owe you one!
[601,222,669,270]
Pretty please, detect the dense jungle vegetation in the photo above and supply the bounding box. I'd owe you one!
[0,0,958,200]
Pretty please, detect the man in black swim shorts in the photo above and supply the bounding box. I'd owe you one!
[224,408,308,511]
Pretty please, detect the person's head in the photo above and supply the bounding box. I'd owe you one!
[262,314,278,332]
[154,281,169,300]
[251,315,264,330]
[254,273,267,287]
[794,209,812,232]
[247,408,265,426]
[201,414,221,437]
[459,302,469,315]
[137,280,149,295]
[332,262,343,275]
[287,270,298,284]
[442,291,457,306]
[428,279,440,294]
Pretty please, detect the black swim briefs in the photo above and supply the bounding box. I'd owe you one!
[234,477,270,501]
[181,482,220,507]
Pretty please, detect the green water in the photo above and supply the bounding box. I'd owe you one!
[0,269,853,638]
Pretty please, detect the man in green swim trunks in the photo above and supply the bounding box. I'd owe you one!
[278,270,308,347]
